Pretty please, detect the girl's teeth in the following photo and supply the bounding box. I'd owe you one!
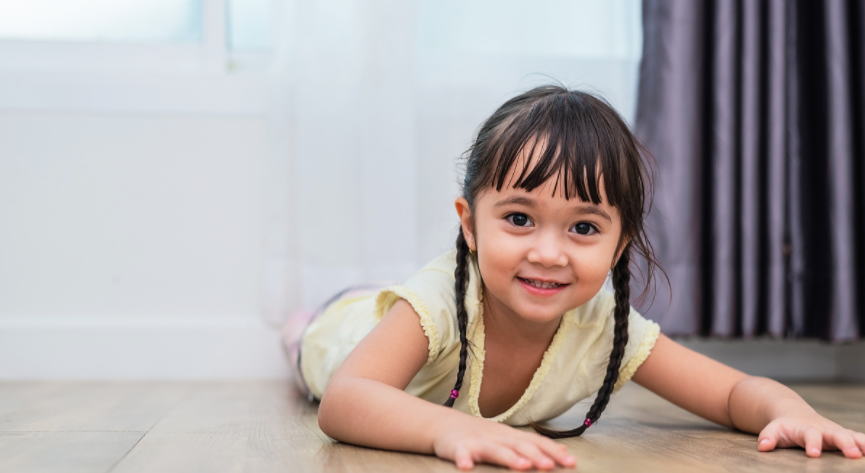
[523,278,561,289]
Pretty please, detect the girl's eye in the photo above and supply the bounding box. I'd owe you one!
[507,213,532,227]
[572,222,598,235]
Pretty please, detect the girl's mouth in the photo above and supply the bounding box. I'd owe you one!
[517,277,568,293]
[518,277,563,289]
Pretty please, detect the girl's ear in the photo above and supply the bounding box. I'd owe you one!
[454,197,476,251]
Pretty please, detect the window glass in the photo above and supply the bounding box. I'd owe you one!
[417,0,642,59]
[0,0,202,43]
[227,0,270,51]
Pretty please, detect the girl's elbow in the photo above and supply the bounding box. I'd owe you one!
[317,410,335,439]
[317,390,336,436]
[316,383,345,439]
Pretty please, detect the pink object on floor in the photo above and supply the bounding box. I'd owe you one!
[281,285,386,399]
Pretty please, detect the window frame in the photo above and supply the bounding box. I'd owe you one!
[0,0,278,114]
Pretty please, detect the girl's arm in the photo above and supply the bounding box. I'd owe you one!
[632,334,865,459]
[317,299,575,471]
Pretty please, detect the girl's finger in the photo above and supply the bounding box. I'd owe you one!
[479,444,531,471]
[757,423,780,452]
[535,440,576,467]
[453,445,475,471]
[510,442,555,470]
[802,428,822,458]
[830,431,863,459]
[854,432,865,454]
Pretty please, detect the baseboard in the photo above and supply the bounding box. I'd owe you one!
[837,343,865,381]
[675,337,865,382]
[0,318,291,380]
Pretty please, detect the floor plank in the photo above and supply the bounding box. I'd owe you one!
[0,382,189,432]
[0,381,862,472]
[111,382,328,473]
[0,431,143,473]
[550,383,865,473]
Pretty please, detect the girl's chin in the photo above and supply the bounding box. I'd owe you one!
[513,306,571,324]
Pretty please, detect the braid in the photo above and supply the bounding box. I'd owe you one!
[531,246,631,438]
[444,230,472,408]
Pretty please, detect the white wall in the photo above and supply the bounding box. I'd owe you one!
[0,114,265,322]
[0,111,287,378]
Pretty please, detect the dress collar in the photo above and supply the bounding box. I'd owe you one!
[461,252,574,423]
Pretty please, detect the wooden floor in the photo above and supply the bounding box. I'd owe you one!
[0,381,862,473]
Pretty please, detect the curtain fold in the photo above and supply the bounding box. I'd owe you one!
[636,0,865,341]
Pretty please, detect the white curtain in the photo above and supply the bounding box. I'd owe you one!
[263,0,644,322]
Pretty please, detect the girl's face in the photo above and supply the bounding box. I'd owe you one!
[456,170,625,326]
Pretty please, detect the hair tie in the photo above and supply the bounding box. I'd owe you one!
[450,389,460,399]
[583,418,592,428]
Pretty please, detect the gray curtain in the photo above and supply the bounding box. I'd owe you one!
[635,0,865,341]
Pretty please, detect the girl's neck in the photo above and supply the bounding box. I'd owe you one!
[481,288,562,347]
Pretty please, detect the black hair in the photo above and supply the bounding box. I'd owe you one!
[444,85,664,438]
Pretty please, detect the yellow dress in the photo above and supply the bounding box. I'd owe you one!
[300,250,660,426]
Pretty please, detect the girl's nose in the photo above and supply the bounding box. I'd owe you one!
[527,231,568,267]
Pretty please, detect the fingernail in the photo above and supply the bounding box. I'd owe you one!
[759,439,768,447]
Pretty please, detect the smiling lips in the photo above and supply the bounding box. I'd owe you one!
[517,277,569,293]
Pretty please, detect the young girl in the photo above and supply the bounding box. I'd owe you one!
[284,86,865,470]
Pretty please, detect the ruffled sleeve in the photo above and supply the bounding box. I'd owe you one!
[613,307,661,392]
[567,288,660,395]
[373,250,460,365]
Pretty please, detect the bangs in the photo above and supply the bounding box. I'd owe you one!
[485,92,632,209]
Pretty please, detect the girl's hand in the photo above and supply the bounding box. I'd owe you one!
[757,413,865,459]
[431,418,576,471]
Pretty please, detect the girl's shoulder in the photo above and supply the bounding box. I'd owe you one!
[384,249,461,306]
[373,250,467,363]
[405,249,457,286]
[571,285,618,327]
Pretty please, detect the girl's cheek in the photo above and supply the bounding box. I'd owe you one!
[573,250,612,275]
